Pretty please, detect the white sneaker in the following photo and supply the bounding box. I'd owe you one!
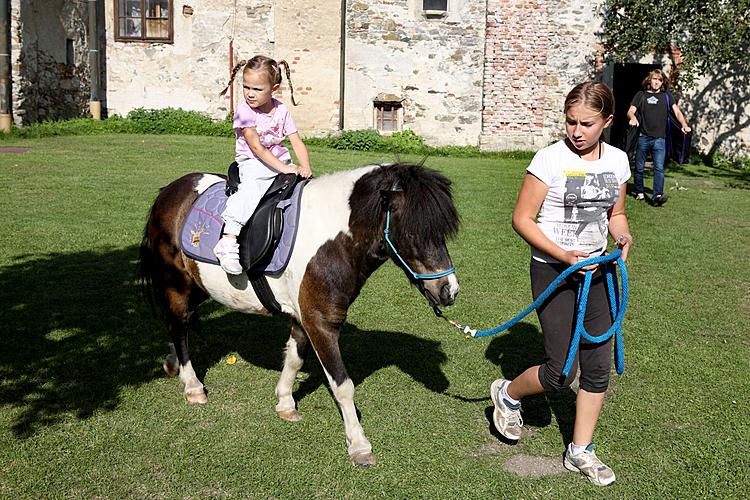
[564,443,616,486]
[490,378,523,440]
[213,237,243,275]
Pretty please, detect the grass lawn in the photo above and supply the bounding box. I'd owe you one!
[0,135,748,498]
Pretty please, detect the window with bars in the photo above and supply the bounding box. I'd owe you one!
[115,0,173,42]
[375,102,402,132]
[423,0,448,11]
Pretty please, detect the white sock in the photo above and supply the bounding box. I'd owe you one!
[570,442,588,455]
[501,385,520,406]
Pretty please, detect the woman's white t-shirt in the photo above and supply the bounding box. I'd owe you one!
[526,140,631,263]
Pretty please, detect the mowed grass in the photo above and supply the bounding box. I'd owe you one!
[0,135,748,498]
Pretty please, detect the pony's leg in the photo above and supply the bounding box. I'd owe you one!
[165,292,207,405]
[275,319,310,422]
[305,327,375,467]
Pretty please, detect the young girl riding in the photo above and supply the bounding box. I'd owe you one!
[214,55,313,275]
[491,81,633,486]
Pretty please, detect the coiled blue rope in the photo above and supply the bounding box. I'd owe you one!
[448,250,628,376]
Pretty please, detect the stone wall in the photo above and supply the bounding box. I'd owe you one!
[11,0,91,124]
[684,67,750,158]
[8,0,747,155]
[345,0,486,146]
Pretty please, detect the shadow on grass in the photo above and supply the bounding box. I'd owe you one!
[634,161,750,190]
[485,323,575,446]
[0,246,448,438]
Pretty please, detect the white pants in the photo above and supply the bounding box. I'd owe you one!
[221,157,284,235]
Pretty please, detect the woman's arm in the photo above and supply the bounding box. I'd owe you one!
[607,182,632,261]
[242,128,298,175]
[512,174,591,267]
[287,132,312,178]
[671,103,691,133]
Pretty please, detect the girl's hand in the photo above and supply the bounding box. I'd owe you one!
[681,125,692,134]
[565,250,598,274]
[297,165,312,178]
[628,117,639,127]
[615,233,633,261]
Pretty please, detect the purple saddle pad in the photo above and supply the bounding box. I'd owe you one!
[179,179,306,276]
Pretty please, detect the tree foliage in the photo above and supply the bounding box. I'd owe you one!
[600,0,750,87]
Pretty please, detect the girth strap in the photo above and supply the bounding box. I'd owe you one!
[249,275,282,314]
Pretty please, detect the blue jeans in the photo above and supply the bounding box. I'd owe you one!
[634,135,666,197]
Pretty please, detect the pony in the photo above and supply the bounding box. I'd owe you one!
[138,162,460,466]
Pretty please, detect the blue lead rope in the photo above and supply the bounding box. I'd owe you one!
[451,250,628,376]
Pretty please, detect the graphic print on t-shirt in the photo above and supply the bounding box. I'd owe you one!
[558,169,620,248]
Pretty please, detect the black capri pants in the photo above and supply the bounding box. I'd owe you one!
[531,258,613,393]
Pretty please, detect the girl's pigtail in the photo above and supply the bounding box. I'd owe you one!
[277,60,297,106]
[219,60,247,96]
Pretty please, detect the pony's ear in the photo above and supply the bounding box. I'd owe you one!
[380,189,405,212]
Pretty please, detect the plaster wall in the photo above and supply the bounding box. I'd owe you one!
[272,1,341,134]
[103,1,274,120]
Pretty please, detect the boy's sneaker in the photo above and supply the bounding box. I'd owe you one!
[213,237,243,275]
[563,443,616,486]
[490,379,523,440]
[635,192,645,201]
[652,193,669,206]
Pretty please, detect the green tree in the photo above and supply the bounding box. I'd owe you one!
[600,0,750,88]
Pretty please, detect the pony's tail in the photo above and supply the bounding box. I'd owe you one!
[137,201,165,319]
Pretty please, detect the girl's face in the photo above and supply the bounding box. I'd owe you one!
[564,103,613,155]
[242,69,279,111]
[649,74,664,92]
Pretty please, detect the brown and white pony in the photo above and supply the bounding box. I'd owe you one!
[138,162,459,466]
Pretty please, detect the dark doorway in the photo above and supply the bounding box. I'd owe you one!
[611,63,660,149]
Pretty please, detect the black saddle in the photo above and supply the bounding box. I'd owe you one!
[224,161,302,273]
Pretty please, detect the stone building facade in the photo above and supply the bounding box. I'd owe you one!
[344,0,486,145]
[10,0,92,124]
[7,0,749,156]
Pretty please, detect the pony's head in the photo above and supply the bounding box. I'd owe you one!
[350,163,460,308]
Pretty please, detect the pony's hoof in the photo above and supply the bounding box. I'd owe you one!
[163,354,179,377]
[185,388,207,405]
[350,450,376,467]
[276,409,302,422]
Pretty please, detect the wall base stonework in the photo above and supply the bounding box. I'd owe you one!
[12,0,91,125]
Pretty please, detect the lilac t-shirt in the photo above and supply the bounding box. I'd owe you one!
[233,98,297,162]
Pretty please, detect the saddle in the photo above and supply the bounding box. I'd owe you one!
[225,161,305,272]
[180,163,309,313]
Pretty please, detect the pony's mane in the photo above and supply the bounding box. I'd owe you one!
[349,163,459,244]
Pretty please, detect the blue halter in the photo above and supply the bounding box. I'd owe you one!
[384,210,456,280]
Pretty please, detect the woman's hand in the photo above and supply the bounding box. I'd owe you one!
[564,250,598,274]
[681,125,692,134]
[615,233,633,261]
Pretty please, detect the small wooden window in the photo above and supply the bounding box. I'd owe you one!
[115,0,173,43]
[375,102,402,132]
[423,0,448,11]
